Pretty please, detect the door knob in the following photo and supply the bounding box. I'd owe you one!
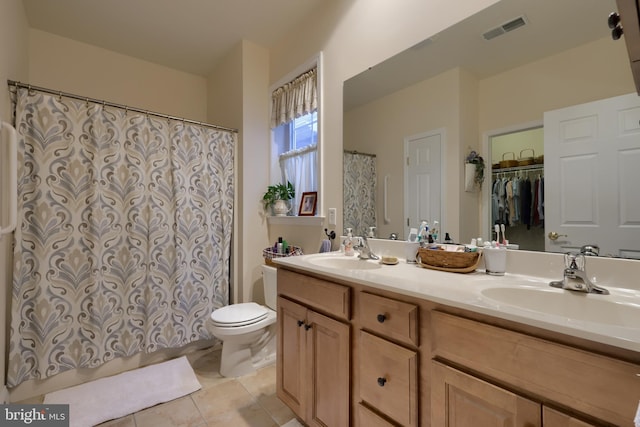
[548,232,568,241]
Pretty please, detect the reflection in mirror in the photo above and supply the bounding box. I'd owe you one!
[343,0,640,258]
[343,150,376,237]
[489,127,544,252]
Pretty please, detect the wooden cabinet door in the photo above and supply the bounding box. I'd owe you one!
[431,361,541,426]
[277,296,307,419]
[359,331,418,426]
[306,309,350,427]
[543,407,598,427]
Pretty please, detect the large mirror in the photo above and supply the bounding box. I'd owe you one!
[343,0,640,258]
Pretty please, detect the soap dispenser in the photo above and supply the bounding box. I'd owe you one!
[344,228,355,256]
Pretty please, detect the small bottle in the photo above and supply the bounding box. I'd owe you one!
[432,221,439,243]
[444,233,454,244]
[418,220,429,246]
[343,228,355,256]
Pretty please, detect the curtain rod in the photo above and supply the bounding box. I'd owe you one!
[7,80,238,133]
[344,149,376,157]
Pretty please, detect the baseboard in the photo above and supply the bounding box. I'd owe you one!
[0,385,9,403]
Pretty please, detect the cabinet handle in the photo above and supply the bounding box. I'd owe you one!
[377,314,387,323]
[304,324,312,331]
[377,377,387,387]
[297,320,304,327]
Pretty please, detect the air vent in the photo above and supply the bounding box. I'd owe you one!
[483,15,527,40]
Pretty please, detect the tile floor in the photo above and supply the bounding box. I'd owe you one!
[103,347,298,427]
[29,347,300,427]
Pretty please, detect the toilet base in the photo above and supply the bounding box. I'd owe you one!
[219,323,276,377]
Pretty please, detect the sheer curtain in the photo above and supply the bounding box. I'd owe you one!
[271,67,317,213]
[8,87,235,387]
[280,144,317,213]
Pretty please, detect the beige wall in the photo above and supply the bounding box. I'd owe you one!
[0,0,29,402]
[269,0,500,243]
[238,41,271,305]
[479,36,634,132]
[28,29,209,123]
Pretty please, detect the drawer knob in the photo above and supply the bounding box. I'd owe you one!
[377,377,387,387]
[377,314,387,323]
[297,320,304,327]
[304,324,312,331]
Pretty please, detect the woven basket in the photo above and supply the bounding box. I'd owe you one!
[416,246,481,273]
[263,246,303,266]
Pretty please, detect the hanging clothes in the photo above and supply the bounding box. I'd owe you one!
[491,168,544,230]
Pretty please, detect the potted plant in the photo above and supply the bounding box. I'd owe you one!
[262,181,295,216]
[464,150,485,191]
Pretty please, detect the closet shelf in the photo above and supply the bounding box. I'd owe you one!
[492,164,543,174]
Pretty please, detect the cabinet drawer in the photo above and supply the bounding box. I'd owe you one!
[278,269,351,320]
[358,403,398,427]
[431,311,640,426]
[359,331,418,426]
[359,291,419,346]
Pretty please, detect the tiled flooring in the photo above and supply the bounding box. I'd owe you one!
[100,347,297,427]
[29,347,299,427]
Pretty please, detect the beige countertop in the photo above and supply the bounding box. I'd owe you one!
[274,250,640,353]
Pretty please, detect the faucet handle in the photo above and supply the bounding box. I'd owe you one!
[564,252,585,270]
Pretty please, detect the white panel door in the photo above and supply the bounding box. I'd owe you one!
[544,93,640,258]
[404,130,443,238]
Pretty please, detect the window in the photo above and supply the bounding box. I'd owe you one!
[273,111,317,155]
[270,58,321,215]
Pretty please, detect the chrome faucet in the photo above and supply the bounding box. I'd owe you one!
[354,236,380,260]
[549,252,609,295]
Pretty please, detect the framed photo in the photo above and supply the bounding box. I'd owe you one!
[298,192,317,216]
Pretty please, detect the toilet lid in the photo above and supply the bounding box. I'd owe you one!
[210,302,269,327]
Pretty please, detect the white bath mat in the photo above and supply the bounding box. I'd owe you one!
[282,419,305,427]
[43,356,201,427]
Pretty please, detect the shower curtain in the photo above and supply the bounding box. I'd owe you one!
[343,151,376,236]
[7,87,235,387]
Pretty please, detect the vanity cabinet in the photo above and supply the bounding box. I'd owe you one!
[357,292,420,426]
[276,266,640,427]
[431,311,639,426]
[432,362,598,426]
[431,361,541,425]
[276,270,351,427]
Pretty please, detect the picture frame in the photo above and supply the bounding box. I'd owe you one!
[298,191,317,216]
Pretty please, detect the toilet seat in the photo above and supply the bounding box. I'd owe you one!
[210,302,269,328]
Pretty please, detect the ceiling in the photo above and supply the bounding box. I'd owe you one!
[344,0,620,110]
[22,0,326,76]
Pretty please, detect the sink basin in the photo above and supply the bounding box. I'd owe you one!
[307,256,382,270]
[480,286,639,328]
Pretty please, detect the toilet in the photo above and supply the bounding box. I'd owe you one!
[209,264,277,377]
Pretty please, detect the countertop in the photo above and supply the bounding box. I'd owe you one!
[273,251,640,353]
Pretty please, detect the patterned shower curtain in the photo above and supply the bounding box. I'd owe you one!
[7,87,235,387]
[343,151,376,236]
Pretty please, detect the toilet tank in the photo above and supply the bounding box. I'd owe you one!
[261,265,277,310]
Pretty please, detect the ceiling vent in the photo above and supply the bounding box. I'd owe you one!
[483,15,528,40]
